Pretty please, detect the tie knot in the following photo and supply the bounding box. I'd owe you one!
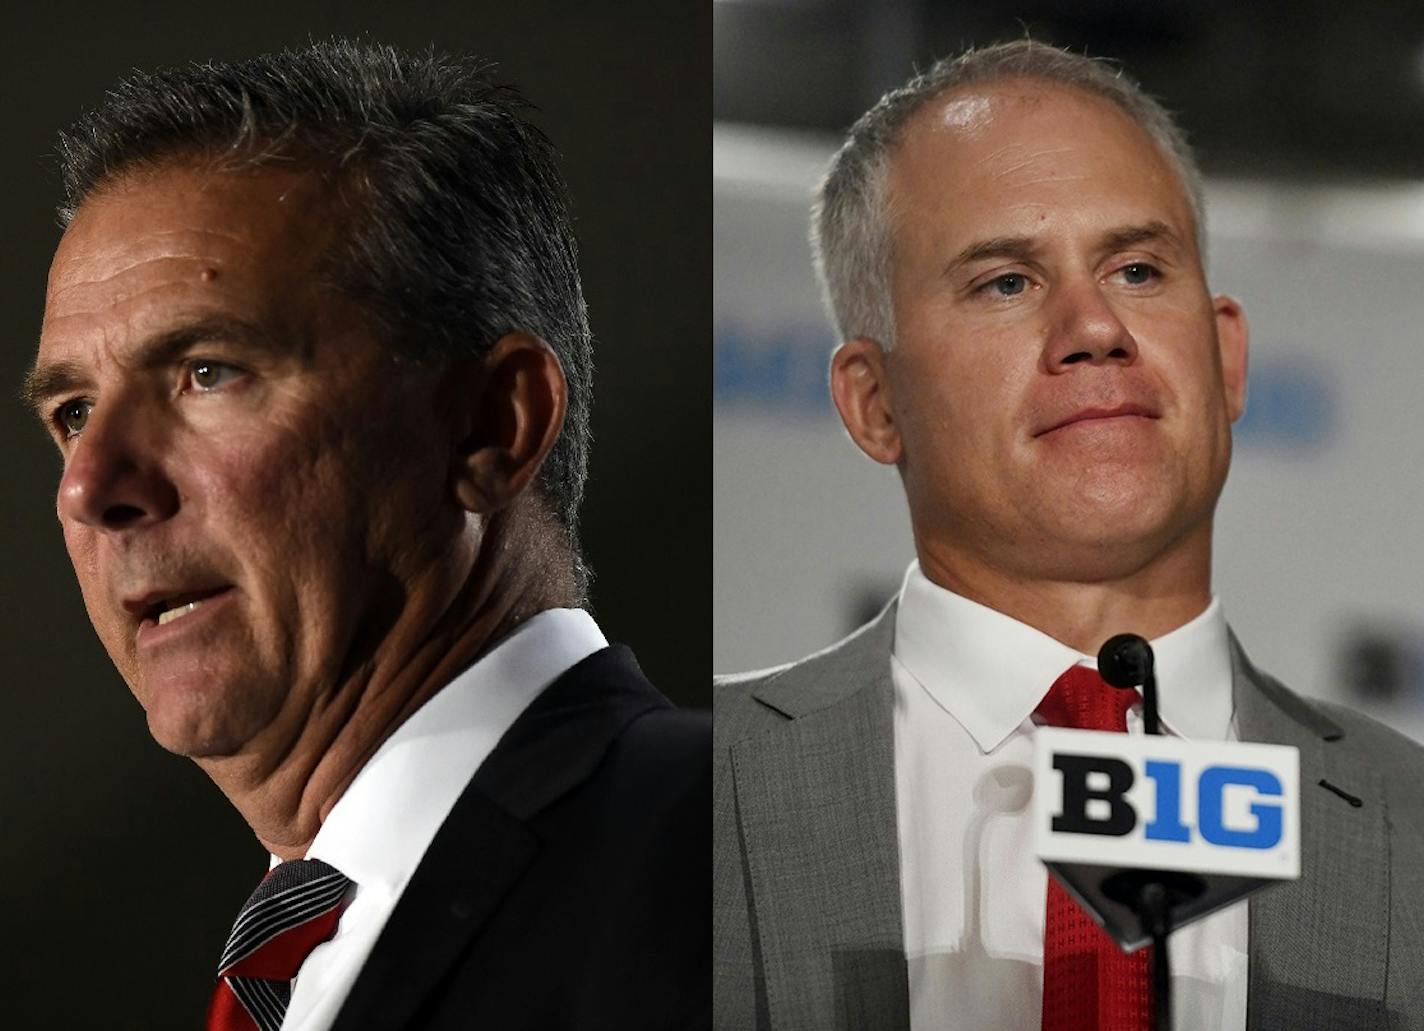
[208,860,351,1031]
[1036,664,1137,732]
[218,858,351,979]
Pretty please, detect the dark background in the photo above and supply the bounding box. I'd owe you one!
[1,2,708,1026]
[716,0,1424,182]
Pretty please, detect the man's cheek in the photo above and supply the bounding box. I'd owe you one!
[61,518,95,569]
[204,434,323,526]
[79,589,137,683]
[64,535,111,638]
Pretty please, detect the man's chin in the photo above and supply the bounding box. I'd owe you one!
[146,711,253,759]
[1034,462,1203,536]
[1021,500,1212,583]
[138,675,278,759]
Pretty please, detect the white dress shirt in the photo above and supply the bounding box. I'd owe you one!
[892,562,1249,1030]
[277,607,608,1031]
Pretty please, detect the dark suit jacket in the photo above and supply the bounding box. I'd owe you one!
[331,644,710,1030]
[714,604,1424,1030]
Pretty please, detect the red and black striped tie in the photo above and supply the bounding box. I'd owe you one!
[206,859,351,1031]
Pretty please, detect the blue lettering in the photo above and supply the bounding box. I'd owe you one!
[1198,766,1284,849]
[1143,760,1191,842]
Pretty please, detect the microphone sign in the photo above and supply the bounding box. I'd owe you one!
[1034,729,1300,880]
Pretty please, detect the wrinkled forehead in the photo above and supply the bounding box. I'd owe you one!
[42,165,341,347]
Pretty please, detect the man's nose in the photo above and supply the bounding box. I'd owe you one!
[1042,281,1140,371]
[57,404,179,531]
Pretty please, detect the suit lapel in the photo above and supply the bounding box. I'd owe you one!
[330,645,666,1031]
[1232,636,1389,1027]
[732,607,909,1031]
[329,786,540,1031]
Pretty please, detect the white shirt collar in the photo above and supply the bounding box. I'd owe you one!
[892,561,1233,754]
[282,608,608,892]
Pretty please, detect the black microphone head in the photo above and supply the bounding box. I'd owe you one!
[1098,633,1154,689]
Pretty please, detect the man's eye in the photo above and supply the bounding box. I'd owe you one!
[983,273,1028,297]
[57,399,92,438]
[1119,263,1159,285]
[186,360,243,391]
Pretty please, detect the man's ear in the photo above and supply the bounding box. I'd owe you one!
[450,332,567,514]
[1213,294,1249,422]
[830,337,902,465]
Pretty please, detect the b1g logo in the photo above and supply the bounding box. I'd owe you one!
[1052,754,1284,850]
[1034,729,1299,881]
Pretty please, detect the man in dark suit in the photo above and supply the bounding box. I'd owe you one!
[714,40,1424,1030]
[25,40,707,1030]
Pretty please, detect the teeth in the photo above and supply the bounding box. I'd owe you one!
[157,600,204,626]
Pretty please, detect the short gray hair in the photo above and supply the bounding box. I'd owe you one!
[811,39,1205,346]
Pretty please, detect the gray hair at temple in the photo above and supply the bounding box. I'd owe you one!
[54,38,594,594]
[810,39,1206,348]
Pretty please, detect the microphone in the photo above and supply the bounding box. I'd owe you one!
[1098,633,1159,735]
[1034,633,1301,1031]
[1098,633,1153,686]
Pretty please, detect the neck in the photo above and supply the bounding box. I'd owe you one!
[915,524,1214,655]
[199,502,575,861]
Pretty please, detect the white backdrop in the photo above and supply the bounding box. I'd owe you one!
[714,123,1424,739]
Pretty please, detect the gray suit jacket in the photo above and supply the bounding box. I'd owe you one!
[714,604,1424,1030]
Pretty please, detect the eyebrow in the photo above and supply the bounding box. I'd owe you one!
[1100,220,1182,254]
[22,314,276,419]
[944,236,1037,276]
[943,220,1186,278]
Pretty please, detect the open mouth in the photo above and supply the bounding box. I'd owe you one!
[143,587,231,628]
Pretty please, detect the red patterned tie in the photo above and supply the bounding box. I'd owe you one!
[206,859,351,1031]
[1036,665,1153,1031]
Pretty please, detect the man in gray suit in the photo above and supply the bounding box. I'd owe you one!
[715,40,1424,1030]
